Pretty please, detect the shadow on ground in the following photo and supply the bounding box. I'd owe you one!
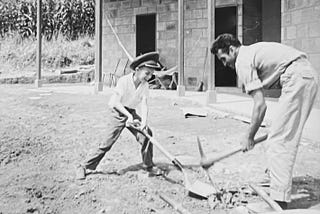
[289,176,320,209]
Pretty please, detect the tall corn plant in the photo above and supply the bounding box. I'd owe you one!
[0,0,95,41]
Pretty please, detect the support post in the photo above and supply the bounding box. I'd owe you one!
[35,0,42,88]
[177,0,185,96]
[206,0,217,104]
[94,0,103,93]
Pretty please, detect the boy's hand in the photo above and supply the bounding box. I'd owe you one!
[139,122,147,131]
[125,115,134,127]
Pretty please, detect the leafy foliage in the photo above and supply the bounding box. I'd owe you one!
[0,0,95,40]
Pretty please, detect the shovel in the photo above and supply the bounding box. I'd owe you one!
[131,125,217,199]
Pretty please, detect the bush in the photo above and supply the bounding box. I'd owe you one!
[0,34,95,74]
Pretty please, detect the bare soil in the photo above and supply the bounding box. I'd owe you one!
[0,84,319,214]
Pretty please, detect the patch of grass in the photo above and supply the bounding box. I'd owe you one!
[0,34,95,75]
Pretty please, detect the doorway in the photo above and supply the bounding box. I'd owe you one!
[215,6,237,87]
[136,14,156,56]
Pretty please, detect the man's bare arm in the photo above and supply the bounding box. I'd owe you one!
[243,89,267,151]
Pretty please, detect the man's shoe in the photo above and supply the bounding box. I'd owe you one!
[76,165,86,180]
[275,200,288,210]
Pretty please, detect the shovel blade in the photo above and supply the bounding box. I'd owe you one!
[187,180,217,199]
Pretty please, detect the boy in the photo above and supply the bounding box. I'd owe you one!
[210,34,318,209]
[76,52,163,180]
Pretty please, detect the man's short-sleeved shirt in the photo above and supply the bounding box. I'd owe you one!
[110,72,149,109]
[235,42,306,94]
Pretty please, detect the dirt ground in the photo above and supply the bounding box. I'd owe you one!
[0,84,320,214]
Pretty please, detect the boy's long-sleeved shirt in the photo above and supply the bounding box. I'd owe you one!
[109,72,149,109]
[235,42,306,94]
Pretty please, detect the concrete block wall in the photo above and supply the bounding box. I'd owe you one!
[282,0,320,108]
[102,0,210,89]
[102,0,243,90]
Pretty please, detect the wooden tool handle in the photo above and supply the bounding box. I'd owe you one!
[131,126,184,170]
[249,184,283,211]
[201,134,268,168]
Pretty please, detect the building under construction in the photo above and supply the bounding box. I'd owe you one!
[102,0,320,107]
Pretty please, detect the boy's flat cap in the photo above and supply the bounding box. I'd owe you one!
[130,52,162,70]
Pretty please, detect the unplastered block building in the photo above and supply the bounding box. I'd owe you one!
[102,0,320,108]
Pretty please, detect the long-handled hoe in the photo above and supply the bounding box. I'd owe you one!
[131,125,216,199]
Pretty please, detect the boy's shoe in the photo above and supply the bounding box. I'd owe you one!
[145,166,164,177]
[75,165,86,180]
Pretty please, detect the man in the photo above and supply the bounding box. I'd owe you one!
[76,52,164,180]
[210,34,318,209]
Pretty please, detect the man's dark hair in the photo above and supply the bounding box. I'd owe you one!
[210,34,241,55]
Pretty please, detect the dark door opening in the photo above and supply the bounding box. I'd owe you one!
[262,0,281,42]
[136,14,156,56]
[215,6,237,87]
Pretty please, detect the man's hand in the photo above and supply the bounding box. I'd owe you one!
[241,136,256,152]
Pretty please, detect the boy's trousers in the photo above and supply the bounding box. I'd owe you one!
[83,107,153,170]
[266,57,318,202]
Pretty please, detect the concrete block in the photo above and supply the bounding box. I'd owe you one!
[158,12,171,21]
[156,4,167,13]
[186,0,197,10]
[192,29,203,38]
[301,8,315,23]
[293,39,303,50]
[297,24,308,38]
[315,5,320,20]
[216,0,237,7]
[142,0,157,7]
[309,53,320,71]
[286,26,297,39]
[169,12,178,21]
[193,9,203,19]
[187,76,198,86]
[185,20,197,29]
[185,10,193,20]
[157,22,166,31]
[282,13,292,26]
[133,7,148,15]
[166,21,177,30]
[282,39,294,47]
[132,0,141,8]
[308,22,320,37]
[157,39,166,48]
[184,29,192,38]
[196,19,207,28]
[166,39,177,48]
[169,3,177,11]
[118,8,134,17]
[121,0,132,8]
[202,8,208,18]
[159,31,177,40]
[196,0,207,9]
[148,7,157,13]
[115,25,135,34]
[302,38,320,53]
